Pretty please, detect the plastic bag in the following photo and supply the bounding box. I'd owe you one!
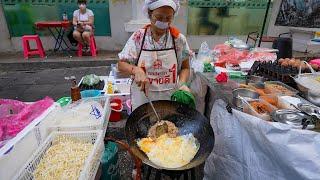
[0,97,54,142]
[48,98,104,127]
[82,74,100,86]
[197,42,213,63]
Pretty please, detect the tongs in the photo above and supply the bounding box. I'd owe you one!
[290,103,320,129]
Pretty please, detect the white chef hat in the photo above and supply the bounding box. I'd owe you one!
[143,0,180,17]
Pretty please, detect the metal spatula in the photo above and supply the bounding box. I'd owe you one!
[144,88,168,137]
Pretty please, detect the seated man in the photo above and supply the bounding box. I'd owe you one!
[73,0,94,52]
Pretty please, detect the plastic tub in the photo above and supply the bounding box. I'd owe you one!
[110,98,123,122]
[80,90,101,98]
[243,99,277,121]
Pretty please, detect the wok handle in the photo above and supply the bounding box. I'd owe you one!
[104,137,142,180]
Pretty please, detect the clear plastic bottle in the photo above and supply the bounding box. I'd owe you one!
[62,12,68,21]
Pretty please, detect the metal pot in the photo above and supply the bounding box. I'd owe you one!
[232,88,260,109]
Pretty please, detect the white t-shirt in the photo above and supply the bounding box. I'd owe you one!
[73,9,94,22]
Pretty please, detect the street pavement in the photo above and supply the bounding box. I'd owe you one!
[0,66,110,101]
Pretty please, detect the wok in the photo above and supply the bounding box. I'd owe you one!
[125,100,215,171]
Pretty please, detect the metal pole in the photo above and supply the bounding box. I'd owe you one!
[258,0,272,47]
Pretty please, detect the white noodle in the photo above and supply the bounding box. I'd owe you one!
[33,136,93,180]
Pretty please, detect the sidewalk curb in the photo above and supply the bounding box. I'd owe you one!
[0,59,118,71]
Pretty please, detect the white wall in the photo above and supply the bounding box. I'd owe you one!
[0,0,314,53]
[0,5,13,52]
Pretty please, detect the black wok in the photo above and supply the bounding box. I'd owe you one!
[125,100,215,171]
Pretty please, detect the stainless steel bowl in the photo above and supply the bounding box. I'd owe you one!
[232,88,260,109]
[246,75,265,84]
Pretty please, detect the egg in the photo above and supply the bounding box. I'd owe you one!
[292,61,301,68]
[137,133,199,168]
[278,58,285,64]
[281,61,289,67]
[288,59,296,66]
[311,64,319,71]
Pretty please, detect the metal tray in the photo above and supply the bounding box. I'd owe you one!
[271,109,315,129]
[265,81,299,96]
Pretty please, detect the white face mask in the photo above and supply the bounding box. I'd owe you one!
[155,21,169,30]
[79,4,86,9]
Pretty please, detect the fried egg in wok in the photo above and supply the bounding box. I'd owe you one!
[137,133,199,168]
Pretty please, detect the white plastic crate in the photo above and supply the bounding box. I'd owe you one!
[48,96,111,132]
[15,130,104,180]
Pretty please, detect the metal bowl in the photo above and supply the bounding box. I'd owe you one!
[232,88,260,109]
[246,75,265,84]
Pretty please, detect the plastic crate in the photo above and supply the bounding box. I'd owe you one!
[15,130,104,180]
[48,96,111,132]
[0,104,57,180]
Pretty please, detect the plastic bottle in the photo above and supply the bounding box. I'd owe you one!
[63,12,68,21]
[71,79,81,102]
[107,81,113,94]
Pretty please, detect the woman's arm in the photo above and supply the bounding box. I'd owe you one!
[72,15,78,26]
[118,60,148,92]
[85,16,94,26]
[178,58,190,84]
[118,60,137,76]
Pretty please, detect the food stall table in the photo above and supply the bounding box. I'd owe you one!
[197,72,320,180]
[35,21,72,54]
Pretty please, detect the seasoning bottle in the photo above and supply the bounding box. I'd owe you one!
[107,81,113,94]
[71,79,81,102]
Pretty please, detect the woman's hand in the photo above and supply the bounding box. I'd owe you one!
[133,67,149,94]
[179,84,191,93]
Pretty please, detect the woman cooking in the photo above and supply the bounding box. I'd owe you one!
[118,0,192,110]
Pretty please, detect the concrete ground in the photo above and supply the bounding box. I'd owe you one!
[0,50,117,101]
[0,66,110,101]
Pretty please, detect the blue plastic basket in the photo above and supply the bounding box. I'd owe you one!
[80,90,101,98]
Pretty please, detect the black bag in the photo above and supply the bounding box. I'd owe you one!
[67,30,78,46]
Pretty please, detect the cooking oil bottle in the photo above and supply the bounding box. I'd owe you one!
[107,81,113,94]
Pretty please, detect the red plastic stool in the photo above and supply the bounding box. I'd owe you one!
[22,35,45,59]
[77,35,97,57]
